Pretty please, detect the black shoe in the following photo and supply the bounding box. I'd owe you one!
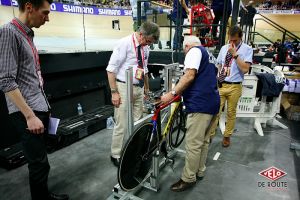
[170,179,196,192]
[48,193,69,200]
[110,156,120,167]
[196,176,204,181]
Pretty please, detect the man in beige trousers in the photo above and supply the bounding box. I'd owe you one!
[161,36,220,192]
[106,22,160,167]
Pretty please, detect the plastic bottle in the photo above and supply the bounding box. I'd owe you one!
[77,103,83,115]
[106,116,115,130]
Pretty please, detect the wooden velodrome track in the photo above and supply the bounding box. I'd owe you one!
[0,5,171,52]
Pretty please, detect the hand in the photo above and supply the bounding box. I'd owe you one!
[160,92,173,104]
[144,93,150,101]
[186,9,190,16]
[26,115,45,134]
[228,42,237,56]
[144,88,150,96]
[112,93,121,108]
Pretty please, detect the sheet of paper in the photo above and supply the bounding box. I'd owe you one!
[48,117,60,135]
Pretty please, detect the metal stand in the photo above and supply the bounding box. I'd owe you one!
[107,63,184,200]
[126,68,134,137]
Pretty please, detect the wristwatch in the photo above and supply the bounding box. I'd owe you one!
[233,54,239,59]
[111,88,119,94]
[171,89,177,96]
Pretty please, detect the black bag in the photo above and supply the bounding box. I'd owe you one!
[0,142,27,170]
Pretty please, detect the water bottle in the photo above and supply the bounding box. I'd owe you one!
[106,116,115,129]
[77,103,83,115]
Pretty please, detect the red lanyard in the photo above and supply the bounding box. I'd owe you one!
[11,19,43,86]
[132,34,145,69]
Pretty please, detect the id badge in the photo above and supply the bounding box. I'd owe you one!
[135,68,144,80]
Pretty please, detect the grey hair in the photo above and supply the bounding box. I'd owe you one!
[139,22,160,42]
[183,35,201,47]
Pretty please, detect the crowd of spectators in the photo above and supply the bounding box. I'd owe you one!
[53,0,300,11]
[54,0,131,8]
[256,0,300,10]
[54,0,173,9]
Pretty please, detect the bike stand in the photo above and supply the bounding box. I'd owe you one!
[107,63,185,200]
[107,148,181,200]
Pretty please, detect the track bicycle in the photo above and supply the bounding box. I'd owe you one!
[118,93,187,191]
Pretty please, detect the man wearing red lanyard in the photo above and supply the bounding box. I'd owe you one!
[106,22,160,167]
[0,0,69,199]
[209,26,253,147]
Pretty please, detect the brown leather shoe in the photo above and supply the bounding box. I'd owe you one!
[170,179,196,192]
[222,137,230,147]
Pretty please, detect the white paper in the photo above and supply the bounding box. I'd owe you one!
[48,117,60,135]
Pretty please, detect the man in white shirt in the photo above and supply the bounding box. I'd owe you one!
[106,22,160,167]
[210,25,253,147]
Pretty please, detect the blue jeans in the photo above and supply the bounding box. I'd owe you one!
[172,17,185,50]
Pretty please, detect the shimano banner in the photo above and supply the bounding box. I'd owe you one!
[0,0,134,16]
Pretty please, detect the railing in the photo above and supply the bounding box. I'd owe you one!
[251,13,300,44]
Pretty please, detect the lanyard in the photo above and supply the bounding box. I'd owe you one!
[132,34,145,69]
[11,19,43,87]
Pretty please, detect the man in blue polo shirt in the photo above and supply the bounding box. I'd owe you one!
[210,25,253,147]
[161,35,220,192]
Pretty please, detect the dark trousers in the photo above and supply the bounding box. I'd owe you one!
[172,17,184,50]
[9,111,50,200]
[212,10,230,38]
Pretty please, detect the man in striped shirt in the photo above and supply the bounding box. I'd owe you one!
[0,0,68,199]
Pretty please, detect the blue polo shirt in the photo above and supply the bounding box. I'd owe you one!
[217,42,253,82]
[171,0,189,20]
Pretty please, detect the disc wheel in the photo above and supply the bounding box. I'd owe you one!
[118,123,158,191]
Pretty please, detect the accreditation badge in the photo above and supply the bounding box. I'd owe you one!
[135,68,144,80]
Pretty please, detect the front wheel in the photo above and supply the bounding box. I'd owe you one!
[168,104,186,149]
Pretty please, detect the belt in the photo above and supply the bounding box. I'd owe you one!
[116,79,140,87]
[223,81,242,85]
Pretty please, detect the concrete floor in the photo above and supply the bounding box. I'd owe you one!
[0,117,299,200]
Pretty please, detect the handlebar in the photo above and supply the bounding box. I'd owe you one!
[144,90,181,113]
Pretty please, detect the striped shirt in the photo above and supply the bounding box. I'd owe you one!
[0,18,49,114]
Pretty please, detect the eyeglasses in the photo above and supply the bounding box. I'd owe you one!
[142,35,155,45]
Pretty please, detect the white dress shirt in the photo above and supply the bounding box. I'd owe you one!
[106,33,150,84]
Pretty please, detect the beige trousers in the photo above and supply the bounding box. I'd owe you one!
[181,113,214,183]
[111,82,144,158]
[209,83,242,137]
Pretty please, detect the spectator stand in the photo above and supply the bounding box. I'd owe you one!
[219,64,288,136]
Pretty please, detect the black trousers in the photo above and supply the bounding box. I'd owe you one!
[211,10,230,38]
[9,111,50,200]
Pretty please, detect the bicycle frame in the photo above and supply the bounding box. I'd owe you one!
[146,95,182,153]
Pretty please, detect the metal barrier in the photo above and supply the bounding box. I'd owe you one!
[219,64,288,136]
